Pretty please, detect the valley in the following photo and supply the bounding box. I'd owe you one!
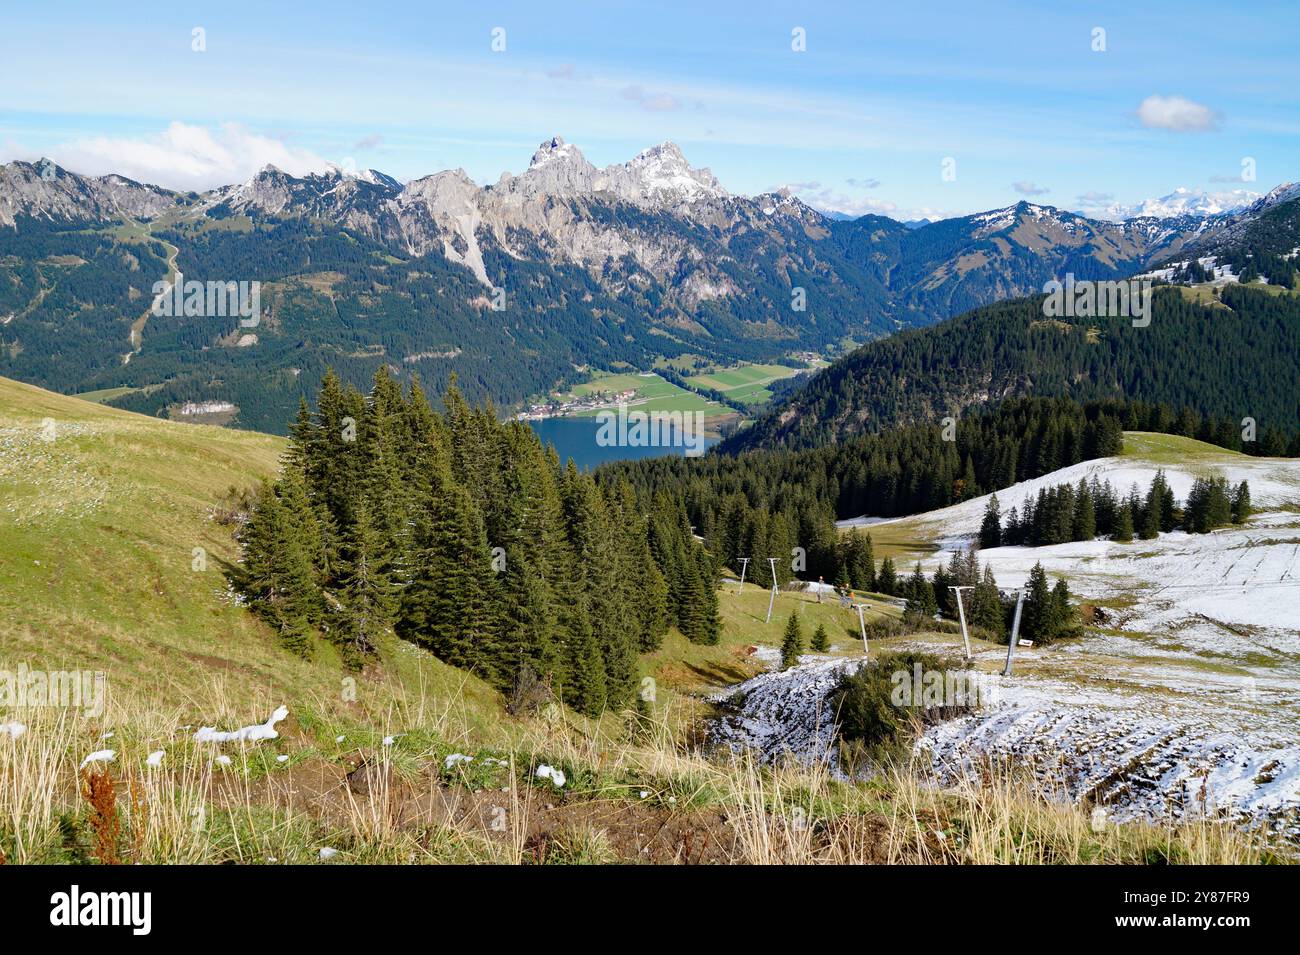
[5,147,1296,441]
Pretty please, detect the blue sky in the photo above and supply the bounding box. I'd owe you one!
[2,0,1296,220]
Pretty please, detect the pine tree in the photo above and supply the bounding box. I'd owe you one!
[1232,481,1252,524]
[1020,562,1053,644]
[690,546,722,646]
[810,622,830,652]
[1072,479,1096,541]
[242,480,318,655]
[979,493,1002,549]
[971,564,1005,638]
[833,563,851,591]
[780,612,805,669]
[334,502,394,665]
[904,562,937,616]
[858,533,877,591]
[565,610,607,717]
[1050,578,1076,640]
[396,474,495,676]
[877,557,898,596]
[1113,500,1134,542]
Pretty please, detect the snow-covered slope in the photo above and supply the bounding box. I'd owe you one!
[1093,187,1261,222]
[752,437,1300,836]
[842,440,1300,658]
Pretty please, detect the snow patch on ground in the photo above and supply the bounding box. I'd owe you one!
[920,663,1300,839]
[194,705,289,744]
[709,658,864,772]
[730,449,1300,837]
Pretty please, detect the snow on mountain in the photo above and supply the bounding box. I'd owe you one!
[969,201,1088,237]
[618,141,727,204]
[1092,186,1261,222]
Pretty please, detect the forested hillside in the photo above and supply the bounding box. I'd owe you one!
[723,284,1300,453]
[238,369,721,716]
[602,396,1295,587]
[2,153,1261,436]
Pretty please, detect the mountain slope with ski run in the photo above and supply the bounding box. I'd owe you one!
[715,433,1300,837]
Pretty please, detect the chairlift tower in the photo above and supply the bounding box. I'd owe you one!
[1002,588,1027,677]
[855,602,869,657]
[764,557,780,623]
[948,585,975,660]
[736,557,751,593]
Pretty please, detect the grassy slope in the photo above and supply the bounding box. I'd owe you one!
[0,375,508,737]
[0,384,1278,864]
[1119,430,1251,466]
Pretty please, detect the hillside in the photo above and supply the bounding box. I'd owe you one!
[723,284,1300,452]
[836,433,1300,832]
[2,377,1274,864]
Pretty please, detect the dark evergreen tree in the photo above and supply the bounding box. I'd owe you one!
[780,612,805,669]
[979,493,1002,549]
[810,621,830,652]
[877,557,898,596]
[1232,481,1252,524]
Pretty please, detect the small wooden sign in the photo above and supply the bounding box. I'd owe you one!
[1018,639,1034,647]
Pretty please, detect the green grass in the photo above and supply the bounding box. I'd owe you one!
[0,376,524,738]
[1119,431,1247,465]
[567,371,724,418]
[684,361,819,406]
[70,385,142,404]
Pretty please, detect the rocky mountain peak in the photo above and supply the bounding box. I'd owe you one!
[619,140,726,204]
[0,158,175,227]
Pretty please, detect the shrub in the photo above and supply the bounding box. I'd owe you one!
[831,652,979,766]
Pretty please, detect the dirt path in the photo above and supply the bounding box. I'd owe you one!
[123,228,178,365]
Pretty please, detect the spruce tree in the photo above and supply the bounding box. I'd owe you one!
[903,562,937,616]
[1050,578,1076,640]
[877,557,898,596]
[397,475,495,675]
[334,502,394,665]
[1232,481,1252,524]
[979,493,1002,549]
[1113,501,1134,542]
[971,564,1005,638]
[1020,562,1053,644]
[780,612,805,669]
[1072,479,1096,541]
[687,547,722,646]
[242,480,317,655]
[810,621,830,652]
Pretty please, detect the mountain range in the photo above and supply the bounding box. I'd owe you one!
[1,138,1296,433]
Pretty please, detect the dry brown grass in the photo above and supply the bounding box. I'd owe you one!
[0,681,1286,865]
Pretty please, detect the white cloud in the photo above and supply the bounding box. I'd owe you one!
[1012,180,1050,196]
[1136,95,1219,132]
[46,122,334,191]
[620,85,681,112]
